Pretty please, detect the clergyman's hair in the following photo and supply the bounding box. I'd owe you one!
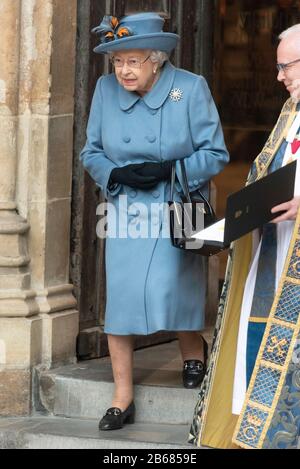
[279,23,300,41]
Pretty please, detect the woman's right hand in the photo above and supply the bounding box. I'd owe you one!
[110,164,158,190]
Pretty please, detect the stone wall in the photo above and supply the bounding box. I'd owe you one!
[0,0,78,416]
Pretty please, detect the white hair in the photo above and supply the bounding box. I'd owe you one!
[279,24,300,41]
[149,50,169,66]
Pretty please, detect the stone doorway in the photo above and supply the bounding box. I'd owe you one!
[72,0,215,360]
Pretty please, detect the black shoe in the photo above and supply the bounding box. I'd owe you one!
[98,402,135,431]
[182,337,208,389]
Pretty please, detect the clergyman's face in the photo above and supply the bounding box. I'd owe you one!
[277,35,300,101]
[112,49,158,96]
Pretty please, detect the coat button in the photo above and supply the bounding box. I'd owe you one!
[193,180,199,186]
[123,136,131,143]
[129,190,137,198]
[152,191,160,198]
[146,135,156,143]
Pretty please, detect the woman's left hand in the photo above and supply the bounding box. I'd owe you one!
[134,161,172,181]
[271,196,300,223]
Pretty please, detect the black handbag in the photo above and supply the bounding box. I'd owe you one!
[168,160,217,252]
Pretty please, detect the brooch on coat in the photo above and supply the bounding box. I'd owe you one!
[169,88,183,102]
[92,16,132,43]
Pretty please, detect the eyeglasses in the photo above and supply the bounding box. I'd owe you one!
[110,56,151,69]
[277,58,300,72]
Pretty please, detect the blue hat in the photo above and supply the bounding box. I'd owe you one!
[92,12,180,54]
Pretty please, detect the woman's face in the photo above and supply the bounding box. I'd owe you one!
[111,49,158,96]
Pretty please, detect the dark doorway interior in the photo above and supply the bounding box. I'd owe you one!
[214,0,300,163]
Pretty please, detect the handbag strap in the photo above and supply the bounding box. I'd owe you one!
[196,183,215,215]
[170,162,176,200]
[170,160,191,202]
[180,160,192,203]
[171,160,215,215]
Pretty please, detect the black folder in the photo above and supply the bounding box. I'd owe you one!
[191,160,297,256]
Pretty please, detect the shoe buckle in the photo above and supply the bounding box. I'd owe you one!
[184,361,204,371]
[107,407,121,416]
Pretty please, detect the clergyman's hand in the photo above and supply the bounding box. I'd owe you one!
[271,196,300,223]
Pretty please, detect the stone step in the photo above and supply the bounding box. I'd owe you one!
[38,341,206,425]
[0,416,193,450]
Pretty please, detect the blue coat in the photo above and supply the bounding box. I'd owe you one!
[80,62,229,335]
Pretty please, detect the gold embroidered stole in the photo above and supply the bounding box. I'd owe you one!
[233,99,300,448]
[233,207,300,448]
[197,98,299,449]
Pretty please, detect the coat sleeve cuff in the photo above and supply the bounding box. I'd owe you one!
[101,168,122,198]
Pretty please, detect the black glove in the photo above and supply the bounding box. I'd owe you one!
[133,161,172,181]
[109,164,158,190]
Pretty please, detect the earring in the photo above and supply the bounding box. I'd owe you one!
[153,68,157,74]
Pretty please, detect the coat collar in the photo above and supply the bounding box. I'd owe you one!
[118,61,176,111]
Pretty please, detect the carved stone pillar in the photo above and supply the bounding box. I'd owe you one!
[0,0,78,416]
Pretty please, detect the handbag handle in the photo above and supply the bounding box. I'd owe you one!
[171,160,214,215]
[180,160,192,203]
[170,162,176,200]
[170,160,192,203]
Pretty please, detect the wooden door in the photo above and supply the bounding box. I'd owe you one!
[72,0,215,360]
[213,0,300,163]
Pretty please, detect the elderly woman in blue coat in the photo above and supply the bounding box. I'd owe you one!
[80,12,229,431]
